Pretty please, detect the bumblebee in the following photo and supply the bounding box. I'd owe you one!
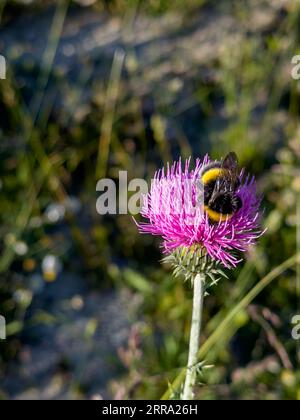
[201,152,242,222]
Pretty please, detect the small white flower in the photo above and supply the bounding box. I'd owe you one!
[45,203,65,224]
[42,255,62,282]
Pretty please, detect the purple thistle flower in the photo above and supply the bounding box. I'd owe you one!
[137,155,263,268]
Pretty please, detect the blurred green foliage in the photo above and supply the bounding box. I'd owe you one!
[0,0,300,400]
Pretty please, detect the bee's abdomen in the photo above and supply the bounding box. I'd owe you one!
[203,190,243,222]
[210,193,234,215]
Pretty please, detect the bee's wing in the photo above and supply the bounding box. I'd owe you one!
[208,152,240,204]
[222,152,239,172]
[221,152,240,187]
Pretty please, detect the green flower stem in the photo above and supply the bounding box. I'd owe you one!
[182,272,204,400]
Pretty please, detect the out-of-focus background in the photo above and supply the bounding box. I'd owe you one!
[0,0,299,400]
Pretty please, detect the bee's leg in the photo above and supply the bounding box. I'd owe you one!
[233,195,242,211]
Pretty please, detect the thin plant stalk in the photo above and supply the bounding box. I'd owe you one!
[96,49,125,180]
[182,273,204,400]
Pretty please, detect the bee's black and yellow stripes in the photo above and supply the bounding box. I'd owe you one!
[201,164,234,222]
[203,205,233,222]
[201,166,226,185]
